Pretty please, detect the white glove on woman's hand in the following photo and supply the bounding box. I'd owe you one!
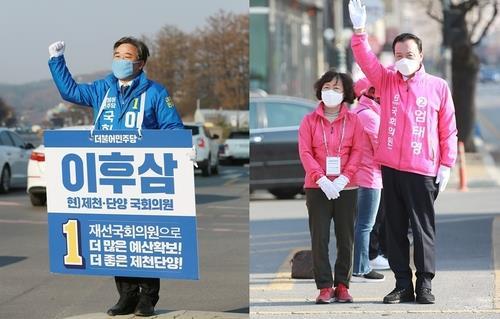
[435,165,451,192]
[48,41,65,58]
[317,176,339,200]
[348,0,367,30]
[331,174,350,194]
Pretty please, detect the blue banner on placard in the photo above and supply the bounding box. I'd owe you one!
[45,129,198,279]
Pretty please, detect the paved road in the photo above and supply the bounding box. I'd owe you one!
[0,164,249,319]
[250,188,500,318]
[477,82,500,163]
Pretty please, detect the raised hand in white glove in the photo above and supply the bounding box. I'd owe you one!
[331,174,350,195]
[435,165,451,192]
[48,41,65,58]
[317,176,339,200]
[348,0,367,30]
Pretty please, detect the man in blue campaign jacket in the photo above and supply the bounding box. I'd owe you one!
[48,37,183,317]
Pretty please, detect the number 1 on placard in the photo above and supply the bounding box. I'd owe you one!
[62,219,83,266]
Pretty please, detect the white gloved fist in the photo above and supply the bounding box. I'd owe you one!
[348,0,367,30]
[49,41,65,58]
[332,174,350,195]
[435,165,451,192]
[188,146,198,168]
[317,176,339,200]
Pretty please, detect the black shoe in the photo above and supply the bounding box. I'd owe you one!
[134,298,155,317]
[416,287,435,304]
[383,286,415,304]
[107,296,139,316]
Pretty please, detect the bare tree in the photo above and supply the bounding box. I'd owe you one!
[0,97,16,127]
[424,0,498,151]
[146,11,249,118]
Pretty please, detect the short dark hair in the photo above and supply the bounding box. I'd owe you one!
[392,33,422,54]
[314,69,355,104]
[113,36,150,63]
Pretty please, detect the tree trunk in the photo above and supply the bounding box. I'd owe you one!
[450,11,480,152]
[451,45,479,152]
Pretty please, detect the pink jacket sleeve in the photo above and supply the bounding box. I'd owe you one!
[351,33,389,92]
[342,116,363,182]
[438,83,458,167]
[357,109,380,152]
[298,116,324,183]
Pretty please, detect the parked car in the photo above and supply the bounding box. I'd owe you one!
[27,126,91,206]
[250,95,316,199]
[479,66,500,83]
[219,131,249,164]
[0,128,34,193]
[184,122,220,176]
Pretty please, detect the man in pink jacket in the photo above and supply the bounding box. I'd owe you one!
[348,0,458,304]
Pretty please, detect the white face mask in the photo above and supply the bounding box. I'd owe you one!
[395,58,420,76]
[321,90,343,107]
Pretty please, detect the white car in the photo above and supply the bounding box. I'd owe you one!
[27,126,91,206]
[219,131,249,164]
[184,122,220,176]
[0,128,34,193]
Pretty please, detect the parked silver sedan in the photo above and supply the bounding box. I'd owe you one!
[0,128,34,193]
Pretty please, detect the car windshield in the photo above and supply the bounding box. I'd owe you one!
[229,132,249,139]
[184,125,200,135]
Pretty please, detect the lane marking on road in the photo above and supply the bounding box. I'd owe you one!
[0,218,46,225]
[207,205,248,211]
[478,112,500,140]
[250,309,500,315]
[263,247,309,291]
[197,227,248,233]
[0,201,22,207]
[493,215,500,309]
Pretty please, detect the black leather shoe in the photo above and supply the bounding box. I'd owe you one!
[383,286,415,304]
[416,287,435,304]
[134,298,155,317]
[106,296,139,316]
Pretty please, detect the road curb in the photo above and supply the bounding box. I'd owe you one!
[64,310,248,319]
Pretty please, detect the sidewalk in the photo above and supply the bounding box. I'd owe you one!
[250,143,500,318]
[65,310,248,319]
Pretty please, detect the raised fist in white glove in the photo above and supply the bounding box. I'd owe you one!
[435,165,451,192]
[317,176,339,200]
[48,41,65,58]
[348,0,367,30]
[332,174,350,195]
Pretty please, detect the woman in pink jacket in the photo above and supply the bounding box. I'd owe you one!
[350,78,385,283]
[349,0,458,305]
[298,70,363,304]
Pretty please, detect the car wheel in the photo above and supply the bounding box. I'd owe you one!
[201,156,212,177]
[30,193,47,206]
[0,165,11,193]
[211,158,219,175]
[269,188,300,200]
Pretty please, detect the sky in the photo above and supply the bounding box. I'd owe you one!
[0,0,248,84]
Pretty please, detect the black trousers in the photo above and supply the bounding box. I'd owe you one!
[306,188,357,289]
[369,189,387,260]
[382,166,439,290]
[114,276,160,305]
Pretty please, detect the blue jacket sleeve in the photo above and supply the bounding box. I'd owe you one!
[48,55,97,107]
[154,87,184,130]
